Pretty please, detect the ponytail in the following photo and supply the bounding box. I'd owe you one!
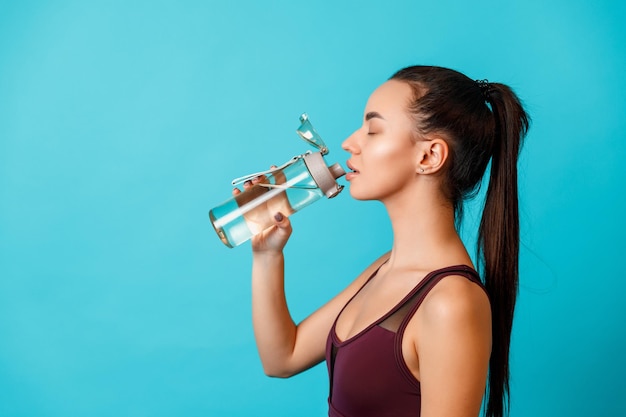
[478,83,529,417]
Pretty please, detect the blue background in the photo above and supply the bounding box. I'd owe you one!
[1,1,624,416]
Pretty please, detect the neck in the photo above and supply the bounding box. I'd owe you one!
[382,185,472,272]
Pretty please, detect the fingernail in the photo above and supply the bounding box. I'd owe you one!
[274,213,284,222]
[244,180,251,186]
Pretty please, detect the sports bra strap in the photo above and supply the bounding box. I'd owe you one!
[378,265,483,334]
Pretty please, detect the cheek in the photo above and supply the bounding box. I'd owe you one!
[373,143,417,189]
[365,138,415,171]
[351,147,415,199]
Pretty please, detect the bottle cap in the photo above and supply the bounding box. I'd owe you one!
[303,152,345,198]
[296,113,328,155]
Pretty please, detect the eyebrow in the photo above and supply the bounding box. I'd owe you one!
[365,111,385,121]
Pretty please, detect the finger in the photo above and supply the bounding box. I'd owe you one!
[273,212,291,229]
[232,187,241,196]
[243,180,253,189]
[273,213,293,240]
[252,174,266,184]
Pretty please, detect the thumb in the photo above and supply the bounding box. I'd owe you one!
[273,212,292,231]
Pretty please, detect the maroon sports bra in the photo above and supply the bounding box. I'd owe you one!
[326,264,485,417]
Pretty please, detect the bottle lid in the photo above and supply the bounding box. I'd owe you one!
[231,113,337,187]
[303,152,345,198]
[296,113,329,155]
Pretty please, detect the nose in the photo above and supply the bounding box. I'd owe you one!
[342,130,360,154]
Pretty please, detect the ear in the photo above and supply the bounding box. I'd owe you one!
[416,137,449,174]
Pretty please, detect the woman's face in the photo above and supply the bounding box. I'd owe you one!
[342,80,420,201]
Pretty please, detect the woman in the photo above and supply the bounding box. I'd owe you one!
[238,65,530,417]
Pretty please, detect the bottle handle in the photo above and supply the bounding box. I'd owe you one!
[230,113,328,186]
[230,153,310,186]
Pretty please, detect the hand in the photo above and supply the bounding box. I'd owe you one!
[232,167,294,253]
[250,210,292,254]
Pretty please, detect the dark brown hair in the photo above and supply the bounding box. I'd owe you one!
[391,66,530,417]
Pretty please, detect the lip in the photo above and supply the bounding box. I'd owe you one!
[345,160,359,181]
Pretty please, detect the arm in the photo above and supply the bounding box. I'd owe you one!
[251,221,389,377]
[251,243,300,377]
[236,175,389,377]
[416,276,492,417]
[235,175,302,377]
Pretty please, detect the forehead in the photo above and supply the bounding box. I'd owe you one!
[365,80,414,116]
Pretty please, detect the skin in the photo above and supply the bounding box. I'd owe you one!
[232,168,294,235]
[240,80,492,417]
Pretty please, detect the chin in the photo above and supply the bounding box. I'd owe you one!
[348,186,375,201]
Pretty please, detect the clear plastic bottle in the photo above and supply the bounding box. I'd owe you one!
[209,114,346,248]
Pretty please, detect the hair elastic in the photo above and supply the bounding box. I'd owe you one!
[475,79,492,101]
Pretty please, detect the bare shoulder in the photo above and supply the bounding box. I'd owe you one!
[310,251,391,314]
[359,251,391,280]
[326,251,391,305]
[410,274,492,417]
[419,274,491,329]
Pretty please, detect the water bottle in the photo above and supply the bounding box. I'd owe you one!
[209,113,346,248]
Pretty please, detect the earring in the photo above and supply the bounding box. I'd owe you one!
[419,168,425,173]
